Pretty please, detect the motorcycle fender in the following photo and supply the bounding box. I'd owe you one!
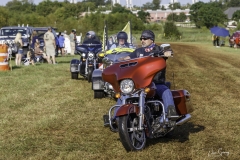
[70,59,80,72]
[116,104,139,117]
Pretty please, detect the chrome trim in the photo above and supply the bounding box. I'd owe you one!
[146,100,166,124]
[176,114,191,126]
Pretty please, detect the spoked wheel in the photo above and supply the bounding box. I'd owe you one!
[71,72,78,79]
[118,114,146,152]
[87,68,93,83]
[94,90,104,99]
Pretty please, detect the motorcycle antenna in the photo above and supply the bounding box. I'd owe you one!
[172,72,175,90]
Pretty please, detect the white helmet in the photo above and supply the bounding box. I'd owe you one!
[86,31,96,39]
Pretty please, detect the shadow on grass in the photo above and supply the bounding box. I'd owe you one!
[145,122,205,148]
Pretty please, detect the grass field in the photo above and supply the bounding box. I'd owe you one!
[0,42,240,159]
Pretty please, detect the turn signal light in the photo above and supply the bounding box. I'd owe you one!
[115,93,121,98]
[83,59,86,61]
[98,53,105,57]
[144,87,150,93]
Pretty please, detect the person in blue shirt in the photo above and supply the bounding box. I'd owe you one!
[58,32,65,56]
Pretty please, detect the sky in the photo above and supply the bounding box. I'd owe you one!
[0,0,211,7]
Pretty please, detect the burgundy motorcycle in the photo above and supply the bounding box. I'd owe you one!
[102,44,193,151]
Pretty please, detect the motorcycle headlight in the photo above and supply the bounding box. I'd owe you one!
[82,53,86,57]
[120,79,134,94]
[89,53,94,58]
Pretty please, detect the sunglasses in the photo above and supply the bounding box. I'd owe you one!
[140,37,150,41]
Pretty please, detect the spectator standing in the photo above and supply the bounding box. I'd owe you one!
[69,30,75,55]
[31,30,38,49]
[212,34,217,46]
[44,27,56,64]
[58,33,65,56]
[14,32,23,66]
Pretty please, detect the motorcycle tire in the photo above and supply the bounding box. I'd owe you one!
[87,68,93,83]
[118,114,146,152]
[71,73,78,79]
[94,90,104,99]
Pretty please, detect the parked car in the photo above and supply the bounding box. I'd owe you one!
[0,25,33,56]
[33,27,59,56]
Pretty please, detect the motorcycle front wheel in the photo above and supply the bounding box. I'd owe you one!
[87,67,93,83]
[118,114,146,152]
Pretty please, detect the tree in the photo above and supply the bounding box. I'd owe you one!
[228,0,240,7]
[163,21,181,40]
[166,13,178,22]
[232,10,240,21]
[169,2,181,10]
[152,0,161,10]
[178,12,187,22]
[137,10,151,23]
[189,2,206,28]
[197,3,227,28]
[160,5,166,10]
[0,7,9,27]
[84,0,105,6]
[111,4,132,14]
[142,2,155,10]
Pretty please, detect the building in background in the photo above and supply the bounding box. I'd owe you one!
[69,0,78,3]
[192,0,199,3]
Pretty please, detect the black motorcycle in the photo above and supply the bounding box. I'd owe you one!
[70,43,102,82]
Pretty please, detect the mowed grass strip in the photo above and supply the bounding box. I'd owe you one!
[0,44,239,159]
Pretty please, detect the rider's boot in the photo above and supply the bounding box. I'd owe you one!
[167,105,179,121]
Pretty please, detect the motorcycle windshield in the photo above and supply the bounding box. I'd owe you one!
[102,56,166,92]
[76,44,102,54]
[104,52,131,63]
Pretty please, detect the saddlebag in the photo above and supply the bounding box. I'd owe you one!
[92,69,104,90]
[70,59,80,72]
[172,90,193,115]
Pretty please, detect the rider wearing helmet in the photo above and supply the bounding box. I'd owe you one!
[82,31,101,44]
[107,30,177,126]
[109,31,133,49]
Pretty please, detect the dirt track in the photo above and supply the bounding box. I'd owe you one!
[156,43,240,159]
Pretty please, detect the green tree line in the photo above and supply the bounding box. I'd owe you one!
[0,0,147,35]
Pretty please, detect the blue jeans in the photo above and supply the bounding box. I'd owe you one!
[156,84,175,112]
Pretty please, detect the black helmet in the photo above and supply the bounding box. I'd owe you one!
[141,30,155,41]
[117,31,128,41]
[86,31,96,39]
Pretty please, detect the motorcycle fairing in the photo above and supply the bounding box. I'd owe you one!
[102,56,166,92]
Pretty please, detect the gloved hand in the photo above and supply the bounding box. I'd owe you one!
[164,50,173,57]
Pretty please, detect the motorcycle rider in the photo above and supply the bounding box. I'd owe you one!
[115,30,178,121]
[82,31,101,44]
[109,31,133,49]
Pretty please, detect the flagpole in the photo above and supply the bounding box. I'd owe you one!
[130,20,132,44]
[105,20,108,50]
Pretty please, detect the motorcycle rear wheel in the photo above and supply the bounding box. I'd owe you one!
[71,73,78,79]
[118,114,146,151]
[94,90,104,99]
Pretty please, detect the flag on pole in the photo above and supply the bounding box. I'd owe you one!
[102,20,108,51]
[122,21,132,44]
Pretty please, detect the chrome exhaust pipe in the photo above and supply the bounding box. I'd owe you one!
[176,114,191,126]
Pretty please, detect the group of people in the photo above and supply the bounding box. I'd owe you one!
[14,28,78,66]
